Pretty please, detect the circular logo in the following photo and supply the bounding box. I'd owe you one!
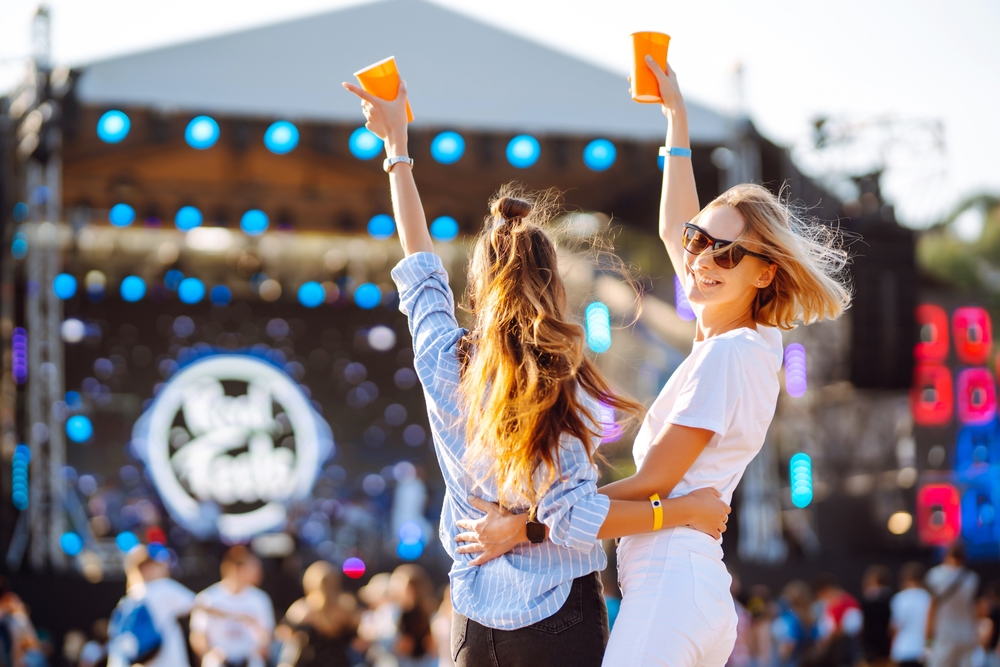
[132,354,333,541]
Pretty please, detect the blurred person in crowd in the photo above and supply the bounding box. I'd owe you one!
[430,587,453,667]
[79,619,108,667]
[809,573,861,667]
[275,561,359,667]
[978,581,1000,667]
[772,580,816,667]
[725,572,751,667]
[58,630,87,667]
[0,577,44,667]
[357,573,400,666]
[890,562,931,667]
[390,564,437,667]
[746,585,775,667]
[860,565,893,667]
[926,543,979,667]
[191,546,274,667]
[109,545,195,667]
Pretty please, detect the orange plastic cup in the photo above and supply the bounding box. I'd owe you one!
[354,56,414,122]
[630,32,671,103]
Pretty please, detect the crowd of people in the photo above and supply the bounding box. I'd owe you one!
[726,544,999,667]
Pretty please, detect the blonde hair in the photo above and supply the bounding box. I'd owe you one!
[695,183,851,329]
[460,184,643,507]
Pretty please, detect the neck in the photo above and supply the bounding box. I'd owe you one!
[222,577,245,594]
[695,305,756,341]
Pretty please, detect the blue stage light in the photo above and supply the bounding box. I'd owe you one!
[354,283,381,309]
[210,285,231,306]
[349,127,383,160]
[583,139,617,171]
[790,453,813,508]
[60,532,83,556]
[66,415,93,443]
[66,391,82,408]
[367,214,396,240]
[431,131,465,164]
[264,121,299,154]
[97,110,130,143]
[115,531,140,552]
[507,135,541,168]
[240,209,269,236]
[397,540,424,560]
[164,269,184,291]
[11,232,27,260]
[178,278,206,304]
[585,302,612,353]
[175,206,203,231]
[53,273,77,300]
[120,276,146,302]
[185,116,220,149]
[13,202,29,222]
[109,203,135,227]
[298,282,325,308]
[430,216,459,242]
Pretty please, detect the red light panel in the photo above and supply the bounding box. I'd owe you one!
[910,364,954,427]
[953,307,992,365]
[915,304,949,363]
[916,483,961,546]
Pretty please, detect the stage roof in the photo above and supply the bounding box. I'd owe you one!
[75,0,733,143]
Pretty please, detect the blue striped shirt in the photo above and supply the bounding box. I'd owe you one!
[391,252,610,630]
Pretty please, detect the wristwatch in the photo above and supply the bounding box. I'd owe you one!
[383,155,414,173]
[526,507,546,544]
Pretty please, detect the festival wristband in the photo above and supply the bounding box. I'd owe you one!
[650,493,664,531]
[658,146,692,158]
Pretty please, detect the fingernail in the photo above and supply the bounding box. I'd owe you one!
[467,495,475,502]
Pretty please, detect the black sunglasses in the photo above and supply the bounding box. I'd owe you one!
[681,223,771,269]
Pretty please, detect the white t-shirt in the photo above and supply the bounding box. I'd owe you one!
[925,564,979,645]
[632,325,783,508]
[191,583,275,667]
[890,587,931,662]
[131,578,196,667]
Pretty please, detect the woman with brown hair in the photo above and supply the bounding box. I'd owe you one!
[275,561,358,667]
[342,75,730,667]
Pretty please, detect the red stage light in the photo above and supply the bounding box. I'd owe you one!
[916,483,961,546]
[953,307,992,365]
[957,368,998,425]
[146,526,167,545]
[915,304,949,363]
[910,364,954,427]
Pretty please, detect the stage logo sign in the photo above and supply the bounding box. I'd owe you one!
[132,354,333,541]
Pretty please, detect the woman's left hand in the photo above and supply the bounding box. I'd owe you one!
[341,79,409,149]
[455,496,529,566]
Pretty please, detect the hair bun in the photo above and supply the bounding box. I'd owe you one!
[492,196,532,223]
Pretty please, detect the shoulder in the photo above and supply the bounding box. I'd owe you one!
[195,583,222,601]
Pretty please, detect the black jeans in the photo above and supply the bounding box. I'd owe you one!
[452,572,609,667]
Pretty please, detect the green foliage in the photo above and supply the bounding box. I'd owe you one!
[916,195,1000,294]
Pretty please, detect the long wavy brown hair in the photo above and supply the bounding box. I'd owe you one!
[459,185,643,508]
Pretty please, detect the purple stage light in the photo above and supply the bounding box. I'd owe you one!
[674,276,695,321]
[784,343,807,397]
[12,328,27,385]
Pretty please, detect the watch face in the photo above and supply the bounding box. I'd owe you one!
[526,521,546,543]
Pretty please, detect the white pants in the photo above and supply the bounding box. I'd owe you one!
[603,528,738,667]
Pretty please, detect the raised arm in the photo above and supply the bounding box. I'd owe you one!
[645,56,701,277]
[342,79,432,256]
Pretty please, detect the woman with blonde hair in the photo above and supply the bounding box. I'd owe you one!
[342,73,731,666]
[456,57,851,666]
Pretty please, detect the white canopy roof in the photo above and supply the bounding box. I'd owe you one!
[75,0,732,142]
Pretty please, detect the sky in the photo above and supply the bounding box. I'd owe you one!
[1,0,998,229]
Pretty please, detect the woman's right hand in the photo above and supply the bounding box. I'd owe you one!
[341,80,410,150]
[681,487,730,539]
[644,55,684,117]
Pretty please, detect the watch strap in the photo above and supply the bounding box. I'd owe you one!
[383,155,414,173]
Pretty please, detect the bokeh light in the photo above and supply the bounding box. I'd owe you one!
[367,214,396,240]
[164,269,184,291]
[241,209,269,236]
[430,216,459,242]
[343,557,366,579]
[264,121,299,154]
[175,206,203,231]
[674,275,695,321]
[119,276,146,302]
[60,532,83,556]
[97,110,130,143]
[368,325,396,351]
[61,318,85,343]
[210,285,232,306]
[298,282,325,308]
[397,541,424,560]
[11,231,28,259]
[585,302,612,353]
[784,344,808,397]
[178,277,206,304]
[583,139,616,171]
[431,131,465,164]
[115,531,140,552]
[52,273,77,300]
[506,135,540,168]
[789,452,813,508]
[185,115,220,149]
[13,202,29,222]
[349,127,383,160]
[109,203,135,227]
[66,415,93,443]
[354,283,381,309]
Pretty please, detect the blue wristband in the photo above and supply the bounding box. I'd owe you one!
[658,146,692,158]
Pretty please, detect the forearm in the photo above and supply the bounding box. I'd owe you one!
[599,472,671,502]
[385,136,433,256]
[658,106,700,243]
[597,497,694,540]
